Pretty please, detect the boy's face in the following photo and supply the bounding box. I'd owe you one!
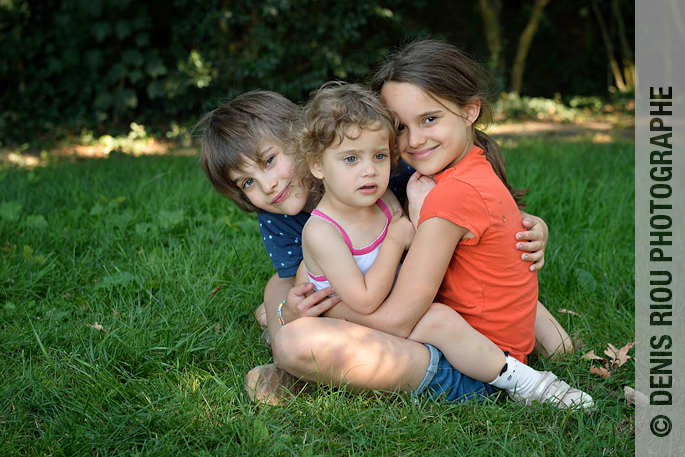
[228,141,312,215]
[310,125,391,208]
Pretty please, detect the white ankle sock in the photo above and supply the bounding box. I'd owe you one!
[488,355,541,395]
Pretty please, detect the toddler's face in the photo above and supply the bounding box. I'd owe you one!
[310,125,391,208]
[229,142,313,215]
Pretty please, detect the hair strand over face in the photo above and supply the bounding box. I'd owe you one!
[195,91,303,212]
[371,39,528,207]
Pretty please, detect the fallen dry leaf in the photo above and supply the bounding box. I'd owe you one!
[590,366,611,378]
[214,323,221,335]
[209,285,222,296]
[87,322,107,333]
[604,341,635,369]
[582,350,606,361]
[604,342,620,360]
[586,341,635,378]
[614,342,635,368]
[624,386,648,407]
[558,308,582,317]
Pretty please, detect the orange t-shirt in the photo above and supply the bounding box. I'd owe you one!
[418,146,537,363]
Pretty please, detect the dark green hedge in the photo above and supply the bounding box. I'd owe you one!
[0,0,633,144]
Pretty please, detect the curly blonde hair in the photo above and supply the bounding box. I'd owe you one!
[297,82,399,192]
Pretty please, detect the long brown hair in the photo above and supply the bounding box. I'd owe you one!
[371,40,528,207]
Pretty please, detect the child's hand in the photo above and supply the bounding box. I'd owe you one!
[516,214,548,272]
[387,209,415,250]
[281,282,342,324]
[406,171,436,229]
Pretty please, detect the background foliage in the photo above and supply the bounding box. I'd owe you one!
[1,0,634,145]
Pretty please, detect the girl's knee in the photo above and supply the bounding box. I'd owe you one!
[425,303,467,329]
[549,336,575,360]
[273,318,329,375]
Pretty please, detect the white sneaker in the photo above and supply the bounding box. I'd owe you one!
[508,371,594,409]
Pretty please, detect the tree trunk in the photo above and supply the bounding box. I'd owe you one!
[510,0,551,95]
[591,0,627,92]
[611,0,635,88]
[478,0,505,74]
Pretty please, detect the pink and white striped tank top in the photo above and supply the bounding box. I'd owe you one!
[307,199,392,291]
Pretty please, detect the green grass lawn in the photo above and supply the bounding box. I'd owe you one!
[0,138,634,456]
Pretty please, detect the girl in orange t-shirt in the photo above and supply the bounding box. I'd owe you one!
[298,82,543,400]
[365,39,592,407]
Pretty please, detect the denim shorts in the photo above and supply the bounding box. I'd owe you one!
[413,344,495,402]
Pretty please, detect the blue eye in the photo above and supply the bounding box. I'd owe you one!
[344,156,357,163]
[265,155,275,166]
[243,178,255,189]
[374,153,387,160]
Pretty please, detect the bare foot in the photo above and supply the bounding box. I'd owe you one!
[245,363,316,405]
[254,303,267,327]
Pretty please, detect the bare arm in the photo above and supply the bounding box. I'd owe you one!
[304,212,411,315]
[263,274,295,344]
[264,272,340,332]
[323,217,467,337]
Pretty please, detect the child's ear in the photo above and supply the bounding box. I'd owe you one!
[464,101,481,127]
[310,160,324,180]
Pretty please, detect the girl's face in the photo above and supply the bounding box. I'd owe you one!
[380,82,479,176]
[310,125,391,209]
[228,141,314,215]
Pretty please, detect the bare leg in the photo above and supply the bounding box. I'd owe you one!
[534,301,573,360]
[273,317,430,394]
[254,302,267,328]
[244,273,302,405]
[407,303,505,383]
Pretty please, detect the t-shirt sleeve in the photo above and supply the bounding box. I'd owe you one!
[257,212,308,278]
[418,178,490,242]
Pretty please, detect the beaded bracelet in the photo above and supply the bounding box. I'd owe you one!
[277,300,286,326]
